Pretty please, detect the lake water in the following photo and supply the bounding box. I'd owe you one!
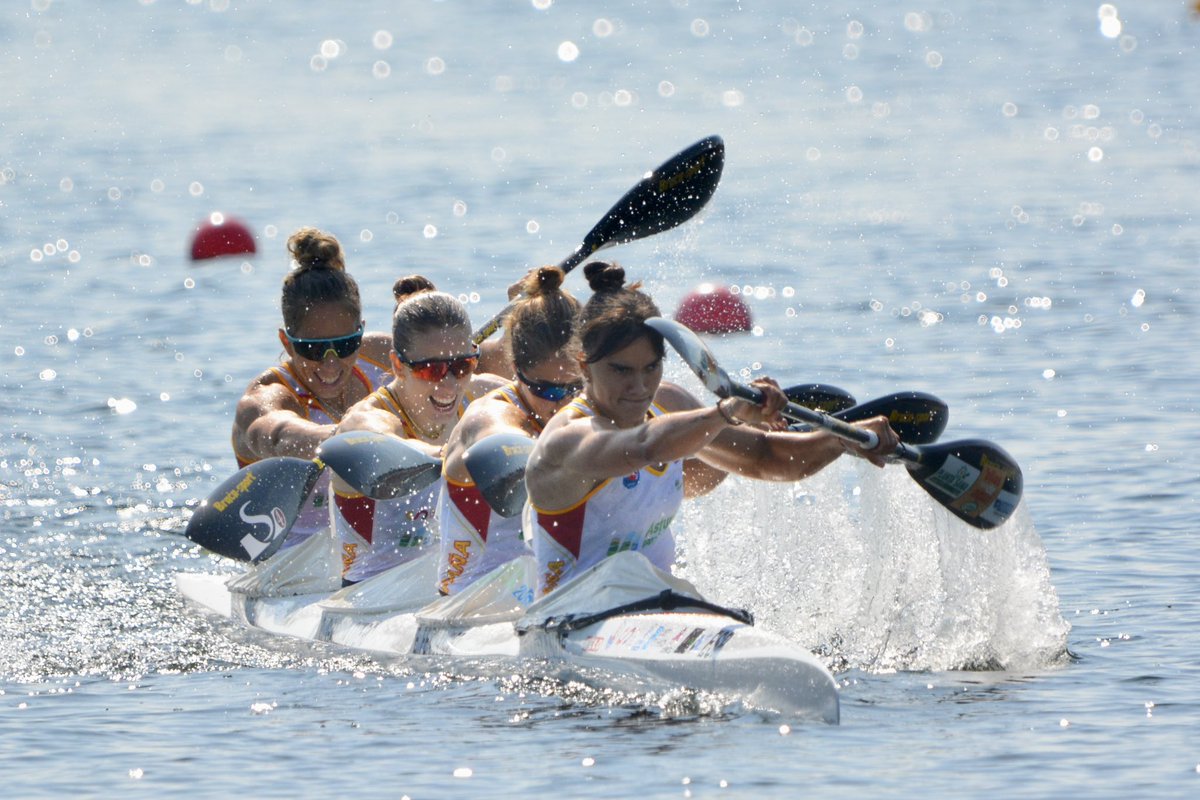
[3,1,1198,797]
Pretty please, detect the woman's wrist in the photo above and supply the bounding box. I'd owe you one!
[716,397,744,426]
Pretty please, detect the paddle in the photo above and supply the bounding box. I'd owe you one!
[645,316,1023,530]
[783,383,857,413]
[471,135,726,344]
[185,433,443,561]
[184,456,323,563]
[789,391,949,445]
[463,431,536,518]
[317,431,442,500]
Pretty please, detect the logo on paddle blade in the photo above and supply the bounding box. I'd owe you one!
[237,503,288,561]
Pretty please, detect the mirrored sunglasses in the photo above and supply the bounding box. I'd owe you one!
[398,351,480,382]
[285,325,364,361]
[516,368,583,402]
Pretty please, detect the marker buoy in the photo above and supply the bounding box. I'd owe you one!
[674,284,752,333]
[190,213,256,261]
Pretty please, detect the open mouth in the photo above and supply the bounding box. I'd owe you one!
[428,394,458,413]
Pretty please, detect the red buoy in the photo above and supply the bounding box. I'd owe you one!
[674,284,752,333]
[190,213,256,261]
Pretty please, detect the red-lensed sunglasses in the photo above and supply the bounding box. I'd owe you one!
[396,350,480,382]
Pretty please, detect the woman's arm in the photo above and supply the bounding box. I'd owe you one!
[233,380,333,461]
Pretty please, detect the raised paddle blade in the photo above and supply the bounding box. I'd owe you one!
[565,135,726,271]
[463,432,536,518]
[901,439,1023,530]
[185,457,323,563]
[783,383,857,413]
[317,431,442,500]
[836,391,948,444]
[473,136,726,344]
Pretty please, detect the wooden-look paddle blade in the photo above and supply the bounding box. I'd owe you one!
[473,135,725,344]
[463,432,536,518]
[783,383,857,413]
[902,439,1023,529]
[185,457,323,563]
[317,431,442,500]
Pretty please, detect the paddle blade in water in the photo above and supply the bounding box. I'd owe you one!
[835,391,948,445]
[185,457,323,563]
[783,383,857,413]
[463,431,536,518]
[318,431,442,500]
[904,439,1023,529]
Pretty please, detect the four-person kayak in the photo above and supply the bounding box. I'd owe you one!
[176,534,840,723]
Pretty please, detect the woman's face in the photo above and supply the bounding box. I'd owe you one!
[278,302,363,401]
[580,335,663,428]
[390,325,478,431]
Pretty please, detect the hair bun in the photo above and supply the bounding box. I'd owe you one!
[287,227,345,272]
[522,265,565,297]
[583,261,626,293]
[392,275,437,304]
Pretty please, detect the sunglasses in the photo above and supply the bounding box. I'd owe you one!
[397,351,480,382]
[285,325,364,361]
[516,368,583,402]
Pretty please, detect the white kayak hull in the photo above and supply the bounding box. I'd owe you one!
[176,552,839,723]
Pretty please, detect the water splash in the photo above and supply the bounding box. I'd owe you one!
[677,461,1069,674]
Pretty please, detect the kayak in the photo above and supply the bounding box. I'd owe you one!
[176,537,840,723]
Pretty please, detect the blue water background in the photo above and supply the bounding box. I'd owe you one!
[2,1,1198,797]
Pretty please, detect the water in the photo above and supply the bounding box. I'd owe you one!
[3,0,1198,796]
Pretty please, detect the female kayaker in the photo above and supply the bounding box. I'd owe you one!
[525,262,900,596]
[436,266,582,596]
[332,280,505,583]
[231,227,392,549]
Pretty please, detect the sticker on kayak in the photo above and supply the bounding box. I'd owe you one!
[581,619,736,659]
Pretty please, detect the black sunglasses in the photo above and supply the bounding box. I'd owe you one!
[284,325,364,361]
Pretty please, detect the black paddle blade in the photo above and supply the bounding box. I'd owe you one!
[783,383,857,413]
[184,457,323,563]
[835,391,948,445]
[904,439,1023,530]
[569,135,725,269]
[317,431,442,500]
[463,431,536,518]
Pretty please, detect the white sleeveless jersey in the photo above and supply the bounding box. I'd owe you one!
[528,397,684,596]
[232,357,389,553]
[436,383,531,596]
[334,387,468,583]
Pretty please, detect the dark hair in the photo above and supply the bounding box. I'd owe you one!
[575,261,663,364]
[505,267,581,372]
[281,227,360,334]
[392,288,472,359]
[392,274,437,305]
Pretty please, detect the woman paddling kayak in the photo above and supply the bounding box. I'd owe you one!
[332,280,505,583]
[436,265,583,596]
[524,262,900,597]
[230,227,391,550]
